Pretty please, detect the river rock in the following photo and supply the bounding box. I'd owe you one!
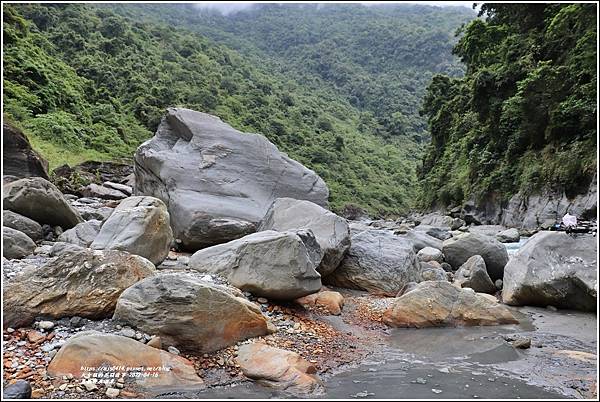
[400,229,443,252]
[3,249,155,328]
[295,288,344,315]
[3,177,82,229]
[113,272,272,353]
[259,197,350,276]
[442,233,508,280]
[414,225,452,241]
[134,108,329,251]
[418,213,453,228]
[189,230,322,299]
[496,228,520,243]
[47,331,203,388]
[469,225,507,237]
[57,219,102,247]
[91,196,173,265]
[454,255,496,294]
[48,242,85,257]
[3,227,36,259]
[103,181,132,196]
[2,380,32,399]
[383,281,518,328]
[502,231,597,311]
[324,229,421,296]
[3,210,43,241]
[417,246,443,263]
[420,262,448,281]
[3,123,49,180]
[81,183,128,200]
[236,342,322,394]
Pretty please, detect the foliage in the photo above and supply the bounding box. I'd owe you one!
[418,3,597,208]
[3,3,473,215]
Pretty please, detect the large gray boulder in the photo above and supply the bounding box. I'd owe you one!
[502,232,597,311]
[58,219,102,247]
[454,255,496,294]
[400,229,443,252]
[496,228,520,243]
[324,229,421,296]
[134,108,329,251]
[91,196,173,265]
[3,177,82,229]
[259,197,350,277]
[113,272,273,353]
[442,233,508,280]
[3,123,49,180]
[3,249,155,328]
[189,230,322,299]
[3,210,43,241]
[3,226,36,259]
[418,213,453,228]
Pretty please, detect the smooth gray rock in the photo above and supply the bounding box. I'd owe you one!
[3,380,32,399]
[259,197,350,277]
[190,230,322,299]
[3,177,83,229]
[113,272,272,353]
[496,228,520,243]
[91,196,173,265]
[420,262,448,281]
[413,225,452,241]
[442,233,508,280]
[103,181,132,196]
[454,255,496,294]
[502,232,597,311]
[81,183,128,200]
[469,225,507,237]
[400,229,443,252]
[58,219,102,247]
[134,108,328,251]
[418,213,453,228]
[3,226,36,259]
[75,205,114,222]
[324,229,421,296]
[3,249,156,328]
[49,242,85,257]
[3,210,43,241]
[417,246,444,263]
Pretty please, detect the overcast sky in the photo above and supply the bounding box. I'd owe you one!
[193,2,477,14]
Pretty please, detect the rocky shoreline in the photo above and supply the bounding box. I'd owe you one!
[2,109,597,399]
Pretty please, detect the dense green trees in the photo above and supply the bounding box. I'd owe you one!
[3,3,474,215]
[419,3,597,208]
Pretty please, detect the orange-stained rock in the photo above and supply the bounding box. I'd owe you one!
[236,342,322,394]
[47,331,203,389]
[296,289,344,315]
[383,281,518,328]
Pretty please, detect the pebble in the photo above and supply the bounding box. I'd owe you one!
[513,338,532,349]
[257,297,268,304]
[415,377,427,384]
[431,389,443,394]
[105,388,120,397]
[120,328,136,338]
[168,346,180,355]
[546,305,558,312]
[81,381,98,391]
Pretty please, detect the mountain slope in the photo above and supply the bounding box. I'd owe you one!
[418,3,597,209]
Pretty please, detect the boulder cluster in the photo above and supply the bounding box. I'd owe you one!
[2,109,597,396]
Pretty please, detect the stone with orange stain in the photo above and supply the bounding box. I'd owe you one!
[3,249,156,329]
[47,331,202,389]
[236,342,323,394]
[113,272,273,353]
[295,288,344,315]
[383,281,518,328]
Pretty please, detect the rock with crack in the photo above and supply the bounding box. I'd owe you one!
[189,229,322,299]
[324,229,421,296]
[383,281,518,328]
[134,108,328,251]
[236,342,323,394]
[502,231,597,311]
[3,249,155,328]
[3,210,43,242]
[454,255,496,294]
[113,272,273,353]
[47,331,203,388]
[3,226,36,259]
[3,177,83,229]
[442,232,508,280]
[57,219,102,247]
[91,196,173,265]
[259,197,350,276]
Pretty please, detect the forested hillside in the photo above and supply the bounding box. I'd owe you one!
[419,3,597,208]
[3,3,474,215]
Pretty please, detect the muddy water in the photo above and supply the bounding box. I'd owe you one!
[166,316,566,399]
